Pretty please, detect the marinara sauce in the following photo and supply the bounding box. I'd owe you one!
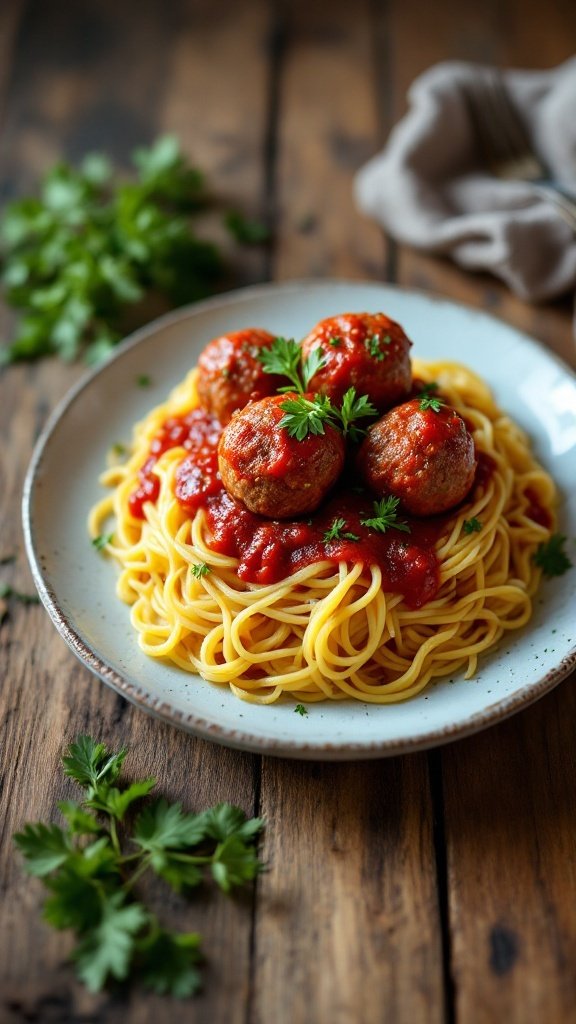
[128,408,494,609]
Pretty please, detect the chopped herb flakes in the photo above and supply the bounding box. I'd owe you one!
[92,534,113,551]
[463,518,482,534]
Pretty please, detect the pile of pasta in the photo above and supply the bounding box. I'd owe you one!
[90,359,556,704]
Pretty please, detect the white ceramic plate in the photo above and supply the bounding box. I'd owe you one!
[23,280,576,759]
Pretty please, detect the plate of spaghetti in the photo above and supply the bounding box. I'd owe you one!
[23,281,576,759]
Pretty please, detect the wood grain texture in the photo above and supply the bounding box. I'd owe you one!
[272,0,386,281]
[0,2,272,1021]
[252,756,445,1024]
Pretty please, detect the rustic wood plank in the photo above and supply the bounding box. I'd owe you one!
[252,5,445,1022]
[442,685,576,1024]
[387,3,576,1021]
[272,0,385,281]
[0,1,271,1020]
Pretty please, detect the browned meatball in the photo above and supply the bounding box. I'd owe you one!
[218,394,346,518]
[357,398,477,516]
[300,312,412,412]
[197,328,283,424]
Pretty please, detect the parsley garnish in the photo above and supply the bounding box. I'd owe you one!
[137,374,152,388]
[360,496,411,534]
[323,518,360,543]
[256,336,325,394]
[364,333,390,361]
[0,137,223,365]
[329,336,341,347]
[533,534,572,578]
[463,517,482,534]
[92,533,113,551]
[294,704,308,716]
[279,387,377,442]
[419,395,445,413]
[14,735,264,997]
[335,387,378,443]
[278,393,334,440]
[190,562,211,579]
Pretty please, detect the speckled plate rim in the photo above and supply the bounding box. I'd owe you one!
[22,279,576,760]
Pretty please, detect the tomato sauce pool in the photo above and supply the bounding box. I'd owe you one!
[128,409,492,609]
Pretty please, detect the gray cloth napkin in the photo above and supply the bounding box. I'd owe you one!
[355,58,576,302]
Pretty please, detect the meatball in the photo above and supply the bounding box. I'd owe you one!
[218,394,345,518]
[357,399,477,516]
[301,312,412,412]
[197,328,283,424]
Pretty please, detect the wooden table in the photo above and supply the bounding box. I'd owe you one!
[2,2,576,1021]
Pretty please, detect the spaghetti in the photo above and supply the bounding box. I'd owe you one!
[89,358,556,704]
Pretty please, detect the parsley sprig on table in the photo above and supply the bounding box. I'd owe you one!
[360,496,411,535]
[14,735,264,998]
[0,136,232,366]
[533,533,572,578]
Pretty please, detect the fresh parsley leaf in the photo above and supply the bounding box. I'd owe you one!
[294,704,308,716]
[329,336,341,346]
[333,387,378,442]
[201,804,264,843]
[0,138,224,365]
[257,337,303,392]
[225,210,270,244]
[91,533,113,551]
[139,928,202,998]
[62,735,127,791]
[43,868,105,932]
[278,393,334,440]
[133,798,208,854]
[14,823,71,876]
[463,517,482,535]
[533,533,572,578]
[73,895,148,993]
[57,801,102,836]
[323,518,360,543]
[301,346,326,389]
[419,395,445,413]
[257,336,325,394]
[211,835,262,894]
[87,779,157,821]
[137,374,152,388]
[190,562,211,579]
[360,496,411,534]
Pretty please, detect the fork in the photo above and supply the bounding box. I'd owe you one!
[462,69,576,233]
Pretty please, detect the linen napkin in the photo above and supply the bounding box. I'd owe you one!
[355,58,576,302]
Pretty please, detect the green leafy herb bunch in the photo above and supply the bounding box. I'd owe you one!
[14,735,264,997]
